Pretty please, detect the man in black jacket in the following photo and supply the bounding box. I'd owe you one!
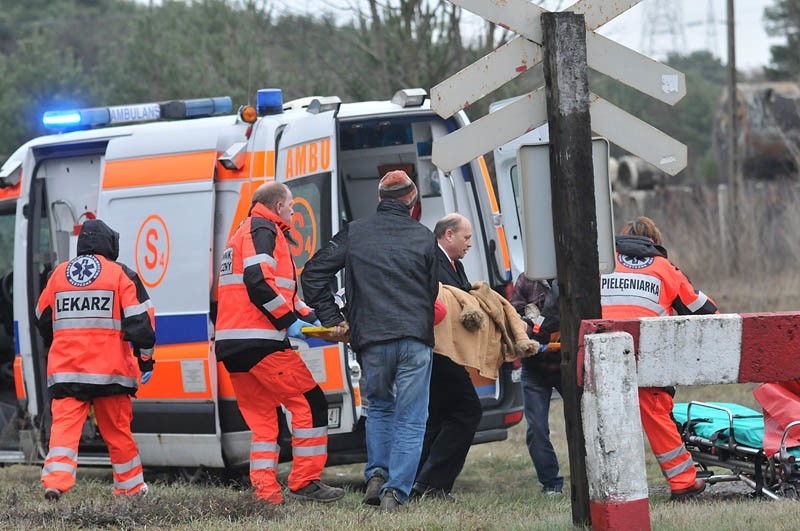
[412,213,482,501]
[301,170,438,511]
[510,275,564,496]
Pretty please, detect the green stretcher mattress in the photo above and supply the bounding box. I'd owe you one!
[673,402,800,458]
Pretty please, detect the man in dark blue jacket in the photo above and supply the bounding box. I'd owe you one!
[301,170,439,511]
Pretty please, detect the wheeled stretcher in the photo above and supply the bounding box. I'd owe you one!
[673,400,800,499]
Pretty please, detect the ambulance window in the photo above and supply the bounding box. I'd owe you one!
[340,122,413,150]
[284,173,332,291]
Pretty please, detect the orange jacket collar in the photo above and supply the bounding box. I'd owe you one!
[251,202,289,233]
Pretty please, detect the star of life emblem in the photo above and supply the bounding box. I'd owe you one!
[66,255,102,287]
[618,254,654,270]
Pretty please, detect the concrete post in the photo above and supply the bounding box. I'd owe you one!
[582,332,650,530]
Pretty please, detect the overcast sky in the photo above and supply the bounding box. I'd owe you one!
[595,0,781,71]
[283,0,782,71]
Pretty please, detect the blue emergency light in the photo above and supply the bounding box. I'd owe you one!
[42,107,112,129]
[42,96,233,131]
[41,111,82,127]
[257,89,283,116]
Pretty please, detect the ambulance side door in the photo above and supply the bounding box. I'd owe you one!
[97,132,224,467]
[276,110,361,435]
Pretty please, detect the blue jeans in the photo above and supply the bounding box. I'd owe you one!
[361,339,432,504]
[521,364,564,492]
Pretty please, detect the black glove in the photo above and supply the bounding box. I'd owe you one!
[138,357,155,372]
[135,347,155,372]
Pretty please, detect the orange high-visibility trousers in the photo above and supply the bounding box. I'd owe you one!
[42,395,146,495]
[638,387,697,491]
[229,349,328,504]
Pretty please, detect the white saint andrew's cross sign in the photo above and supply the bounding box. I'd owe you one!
[430,0,688,177]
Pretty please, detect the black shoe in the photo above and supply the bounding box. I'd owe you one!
[44,488,61,501]
[670,479,706,501]
[286,480,345,503]
[363,474,386,506]
[380,488,401,512]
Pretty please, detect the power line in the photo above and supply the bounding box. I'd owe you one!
[705,0,720,57]
[640,0,687,59]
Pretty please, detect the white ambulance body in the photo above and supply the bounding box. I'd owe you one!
[0,89,521,471]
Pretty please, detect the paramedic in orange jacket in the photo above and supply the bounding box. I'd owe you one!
[35,219,155,501]
[215,182,344,505]
[601,216,717,500]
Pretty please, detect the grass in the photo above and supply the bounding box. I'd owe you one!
[1,384,797,530]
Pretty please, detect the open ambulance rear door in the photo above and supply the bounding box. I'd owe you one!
[492,121,551,281]
[18,135,127,464]
[275,108,363,451]
[0,151,23,460]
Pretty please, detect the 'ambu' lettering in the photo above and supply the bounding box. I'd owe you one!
[285,138,331,179]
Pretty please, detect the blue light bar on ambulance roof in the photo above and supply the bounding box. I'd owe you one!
[42,107,114,129]
[42,96,233,131]
[161,97,232,119]
[257,89,283,116]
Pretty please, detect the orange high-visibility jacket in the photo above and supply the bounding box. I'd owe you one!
[601,235,718,319]
[36,254,156,399]
[215,203,312,361]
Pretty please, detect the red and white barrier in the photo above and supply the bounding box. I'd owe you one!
[578,312,800,531]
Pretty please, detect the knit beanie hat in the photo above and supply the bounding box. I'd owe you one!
[378,170,418,208]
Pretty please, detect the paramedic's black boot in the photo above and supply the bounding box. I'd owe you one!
[363,473,386,506]
[670,479,706,501]
[44,488,62,501]
[286,480,345,503]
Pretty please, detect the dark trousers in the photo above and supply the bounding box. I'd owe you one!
[415,353,483,492]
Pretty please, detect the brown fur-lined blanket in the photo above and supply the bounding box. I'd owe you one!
[434,281,539,380]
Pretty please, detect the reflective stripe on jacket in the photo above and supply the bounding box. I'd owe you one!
[215,203,311,360]
[36,255,156,399]
[601,235,717,319]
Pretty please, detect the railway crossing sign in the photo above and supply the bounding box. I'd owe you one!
[431,0,688,176]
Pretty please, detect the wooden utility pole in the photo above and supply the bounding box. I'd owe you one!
[541,12,600,527]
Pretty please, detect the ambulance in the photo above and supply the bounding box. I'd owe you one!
[0,88,522,473]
